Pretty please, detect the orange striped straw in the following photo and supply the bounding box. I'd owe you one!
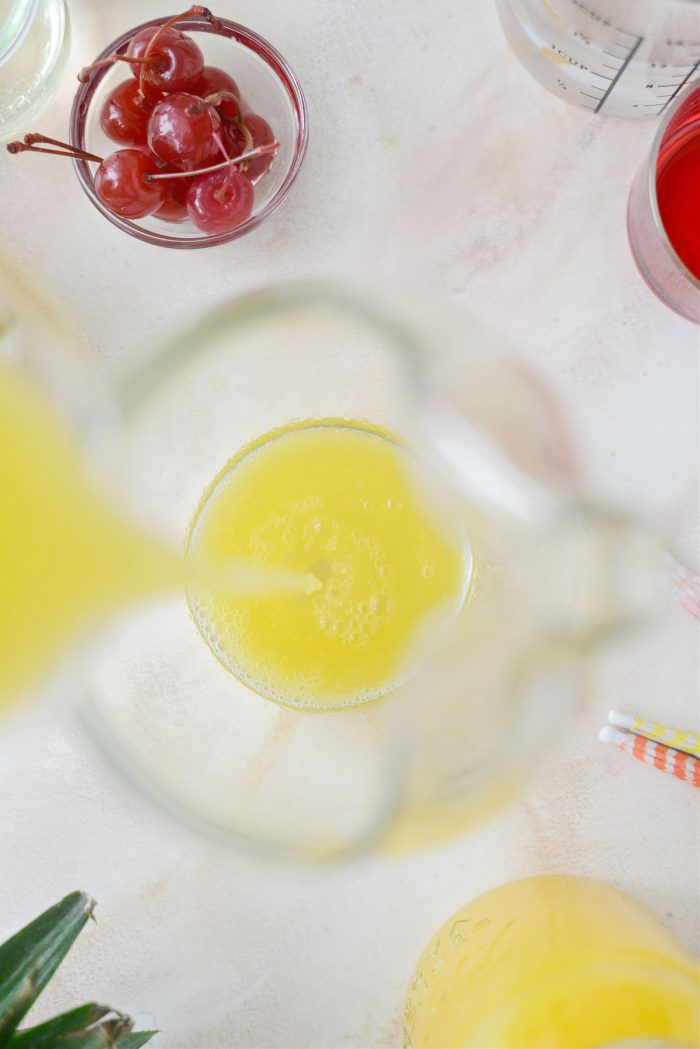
[599,726,700,788]
[609,709,700,757]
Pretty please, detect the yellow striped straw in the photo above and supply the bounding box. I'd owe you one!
[609,709,700,757]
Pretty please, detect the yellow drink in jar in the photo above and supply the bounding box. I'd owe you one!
[405,876,700,1049]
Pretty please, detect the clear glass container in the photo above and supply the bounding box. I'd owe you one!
[628,82,700,323]
[496,0,700,119]
[0,253,659,860]
[0,0,69,142]
[404,877,700,1048]
[71,283,656,861]
[69,14,308,249]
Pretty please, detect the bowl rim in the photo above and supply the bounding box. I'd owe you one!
[69,13,309,249]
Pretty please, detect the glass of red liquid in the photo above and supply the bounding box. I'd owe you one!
[628,82,700,325]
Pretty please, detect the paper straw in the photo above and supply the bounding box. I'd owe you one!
[609,709,700,757]
[599,726,700,788]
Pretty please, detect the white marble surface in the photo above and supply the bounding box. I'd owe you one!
[1,2,698,1047]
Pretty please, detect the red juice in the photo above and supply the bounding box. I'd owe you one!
[656,122,700,281]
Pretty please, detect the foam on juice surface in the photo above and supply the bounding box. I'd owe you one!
[188,421,471,709]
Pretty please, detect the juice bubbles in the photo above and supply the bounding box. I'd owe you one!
[188,421,470,709]
[404,877,700,1049]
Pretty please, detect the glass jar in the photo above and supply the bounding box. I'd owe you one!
[404,877,700,1048]
[627,81,700,323]
[0,0,69,142]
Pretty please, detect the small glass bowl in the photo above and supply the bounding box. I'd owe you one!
[69,14,308,249]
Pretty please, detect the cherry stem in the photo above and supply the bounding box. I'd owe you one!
[213,130,230,162]
[205,90,242,121]
[6,133,103,163]
[212,131,231,199]
[145,141,279,181]
[138,5,223,98]
[78,52,150,83]
[238,121,254,155]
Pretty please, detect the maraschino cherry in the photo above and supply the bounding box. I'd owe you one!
[100,80,153,146]
[8,6,281,237]
[7,133,277,228]
[127,25,204,96]
[186,168,254,233]
[95,149,165,217]
[148,92,222,170]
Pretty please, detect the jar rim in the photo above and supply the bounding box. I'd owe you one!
[0,0,40,68]
[644,79,700,291]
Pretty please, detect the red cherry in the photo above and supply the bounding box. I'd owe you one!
[147,92,222,171]
[156,174,190,222]
[95,148,165,218]
[100,79,154,146]
[186,169,254,234]
[222,120,249,159]
[194,65,240,102]
[127,26,203,95]
[130,146,187,221]
[241,114,275,181]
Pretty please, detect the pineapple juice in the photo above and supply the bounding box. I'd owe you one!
[188,421,470,709]
[0,360,178,709]
[404,877,700,1049]
[1,366,468,714]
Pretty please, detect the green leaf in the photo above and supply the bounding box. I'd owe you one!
[0,892,95,1036]
[116,1034,156,1049]
[8,1005,113,1049]
[46,1029,155,1049]
[0,982,35,1049]
[51,1034,108,1049]
[7,1013,156,1049]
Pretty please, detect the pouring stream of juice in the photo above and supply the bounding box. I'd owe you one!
[0,361,318,712]
[1,359,468,714]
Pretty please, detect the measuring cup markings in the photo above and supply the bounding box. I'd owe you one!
[578,35,644,113]
[497,0,700,117]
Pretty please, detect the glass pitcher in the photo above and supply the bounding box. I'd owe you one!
[0,256,658,861]
[496,0,700,118]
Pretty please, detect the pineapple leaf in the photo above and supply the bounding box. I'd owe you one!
[0,979,36,1049]
[115,1033,157,1049]
[6,1006,156,1049]
[49,1030,155,1049]
[7,1004,114,1049]
[49,1035,108,1049]
[0,893,95,1036]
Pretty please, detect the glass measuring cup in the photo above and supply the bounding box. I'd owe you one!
[628,81,700,322]
[0,258,658,860]
[496,0,700,118]
[0,0,70,142]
